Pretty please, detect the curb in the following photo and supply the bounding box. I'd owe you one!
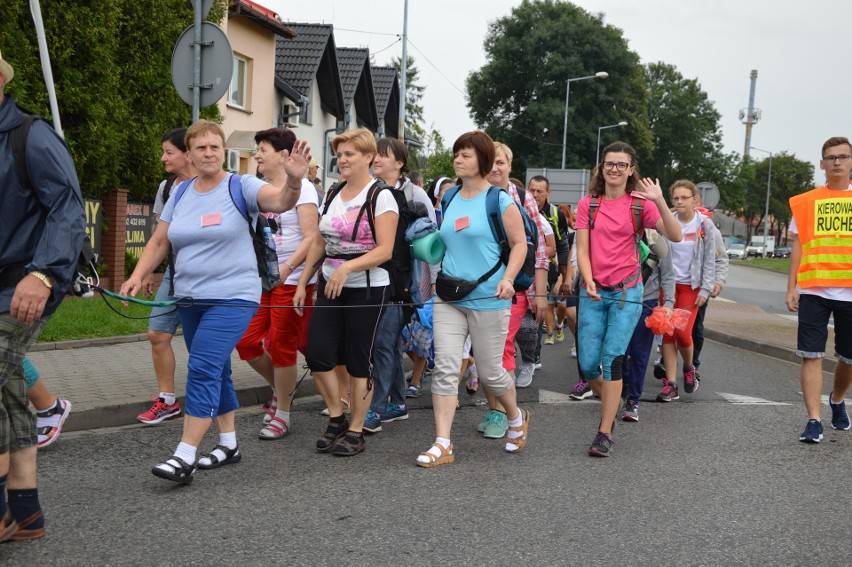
[703,328,837,372]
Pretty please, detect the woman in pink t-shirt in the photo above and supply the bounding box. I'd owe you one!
[575,142,682,457]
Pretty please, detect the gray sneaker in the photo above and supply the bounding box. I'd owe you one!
[515,361,535,388]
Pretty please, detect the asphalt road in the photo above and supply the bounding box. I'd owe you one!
[723,263,789,315]
[4,335,849,566]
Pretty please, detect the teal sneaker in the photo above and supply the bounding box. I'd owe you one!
[381,403,409,423]
[479,410,508,439]
[363,410,382,434]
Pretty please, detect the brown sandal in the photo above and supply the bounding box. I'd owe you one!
[416,442,455,468]
[10,509,44,541]
[505,408,530,453]
[0,510,18,543]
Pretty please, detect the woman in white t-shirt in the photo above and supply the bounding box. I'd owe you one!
[294,128,399,457]
[657,180,716,403]
[235,128,319,440]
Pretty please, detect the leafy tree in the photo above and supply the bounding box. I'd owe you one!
[0,0,224,200]
[755,153,813,245]
[644,62,727,190]
[391,54,426,144]
[466,0,652,179]
[418,127,454,187]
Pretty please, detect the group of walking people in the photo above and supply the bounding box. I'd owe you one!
[120,115,745,484]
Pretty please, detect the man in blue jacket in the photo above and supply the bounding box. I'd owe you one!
[0,50,85,542]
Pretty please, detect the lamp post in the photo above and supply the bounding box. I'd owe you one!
[750,145,773,258]
[595,121,628,167]
[561,71,608,169]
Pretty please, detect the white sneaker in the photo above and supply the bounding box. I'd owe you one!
[571,345,577,359]
[515,361,535,388]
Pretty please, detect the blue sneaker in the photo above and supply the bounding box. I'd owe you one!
[829,393,851,430]
[381,403,409,423]
[363,410,382,434]
[799,419,823,443]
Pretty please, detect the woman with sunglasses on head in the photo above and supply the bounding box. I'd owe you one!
[656,180,716,403]
[575,142,681,457]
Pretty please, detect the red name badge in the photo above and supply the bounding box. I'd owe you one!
[454,216,470,231]
[201,213,222,227]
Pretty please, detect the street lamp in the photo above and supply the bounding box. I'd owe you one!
[750,145,773,258]
[595,121,628,167]
[561,71,609,169]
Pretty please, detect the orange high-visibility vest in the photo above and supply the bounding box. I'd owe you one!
[789,186,852,288]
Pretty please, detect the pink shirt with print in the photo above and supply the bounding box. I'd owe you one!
[575,192,661,288]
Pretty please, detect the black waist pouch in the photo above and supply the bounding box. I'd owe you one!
[435,271,480,302]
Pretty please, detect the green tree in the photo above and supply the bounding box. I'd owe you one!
[0,0,224,200]
[466,0,652,178]
[755,153,814,245]
[419,127,454,186]
[644,62,727,190]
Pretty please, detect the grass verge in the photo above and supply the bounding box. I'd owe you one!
[732,257,790,273]
[38,295,156,342]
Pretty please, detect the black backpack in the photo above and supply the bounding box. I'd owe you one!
[321,179,426,318]
[9,111,97,296]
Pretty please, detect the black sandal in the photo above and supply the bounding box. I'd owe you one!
[197,445,242,470]
[330,431,365,457]
[152,456,196,484]
[316,419,349,453]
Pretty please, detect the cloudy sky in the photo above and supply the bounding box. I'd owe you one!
[266,0,850,180]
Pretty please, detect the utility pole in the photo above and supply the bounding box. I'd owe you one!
[741,70,761,158]
[398,0,408,141]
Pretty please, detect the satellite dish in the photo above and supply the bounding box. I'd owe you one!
[696,181,720,210]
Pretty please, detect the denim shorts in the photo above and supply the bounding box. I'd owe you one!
[148,268,180,334]
[797,293,852,362]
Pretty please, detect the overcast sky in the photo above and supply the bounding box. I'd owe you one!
[267,0,850,181]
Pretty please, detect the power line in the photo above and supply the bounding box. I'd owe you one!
[406,39,465,96]
[334,26,399,37]
[372,37,402,56]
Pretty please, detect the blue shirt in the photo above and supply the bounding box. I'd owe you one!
[440,188,513,310]
[160,174,265,303]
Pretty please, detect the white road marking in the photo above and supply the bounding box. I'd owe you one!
[717,392,792,405]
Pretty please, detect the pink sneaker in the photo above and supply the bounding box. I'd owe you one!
[138,397,181,425]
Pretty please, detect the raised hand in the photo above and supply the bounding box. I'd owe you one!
[283,139,312,183]
[635,177,664,203]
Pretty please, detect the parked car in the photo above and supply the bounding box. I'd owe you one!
[727,243,746,260]
[773,247,791,258]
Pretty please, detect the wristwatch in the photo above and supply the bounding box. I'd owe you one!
[29,271,54,289]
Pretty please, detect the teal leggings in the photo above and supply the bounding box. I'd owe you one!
[577,285,644,381]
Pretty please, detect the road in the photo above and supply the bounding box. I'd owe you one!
[4,333,850,565]
[722,263,789,315]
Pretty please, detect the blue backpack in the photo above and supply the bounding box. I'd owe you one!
[441,185,537,291]
[169,174,276,293]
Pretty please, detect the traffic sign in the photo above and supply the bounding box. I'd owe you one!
[171,22,233,108]
[697,181,720,210]
[189,0,215,20]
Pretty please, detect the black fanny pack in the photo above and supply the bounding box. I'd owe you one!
[435,271,481,302]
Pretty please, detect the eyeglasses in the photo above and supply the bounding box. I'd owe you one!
[672,195,694,202]
[822,154,852,163]
[602,161,631,171]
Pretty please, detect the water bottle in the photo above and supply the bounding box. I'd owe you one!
[262,226,280,286]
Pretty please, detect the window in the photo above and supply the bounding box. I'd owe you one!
[229,55,248,109]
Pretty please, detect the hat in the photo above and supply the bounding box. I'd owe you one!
[0,49,14,84]
[309,158,322,170]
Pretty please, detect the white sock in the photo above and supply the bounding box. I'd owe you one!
[555,323,563,330]
[507,410,524,441]
[468,363,478,377]
[173,442,197,465]
[273,410,291,427]
[219,431,237,450]
[160,392,176,406]
[416,437,452,464]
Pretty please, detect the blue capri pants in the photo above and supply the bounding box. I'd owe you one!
[179,299,257,418]
[577,285,644,381]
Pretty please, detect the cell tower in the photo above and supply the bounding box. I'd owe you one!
[739,70,761,158]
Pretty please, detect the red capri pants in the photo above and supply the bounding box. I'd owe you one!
[236,284,315,366]
[662,283,701,348]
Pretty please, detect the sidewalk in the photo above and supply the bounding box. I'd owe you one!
[27,298,817,433]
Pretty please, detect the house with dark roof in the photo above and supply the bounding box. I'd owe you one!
[337,48,378,132]
[220,0,296,174]
[371,66,400,139]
